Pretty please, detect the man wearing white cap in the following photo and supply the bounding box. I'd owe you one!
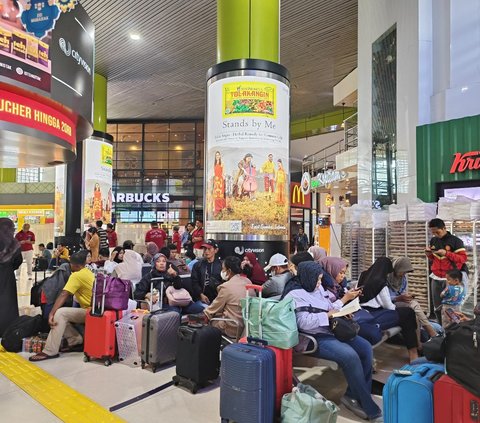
[262,253,292,299]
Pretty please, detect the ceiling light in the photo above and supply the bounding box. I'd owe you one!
[175,146,182,151]
[129,33,141,41]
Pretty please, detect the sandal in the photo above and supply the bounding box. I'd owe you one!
[29,352,60,362]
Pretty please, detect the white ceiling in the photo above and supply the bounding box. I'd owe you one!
[81,0,358,121]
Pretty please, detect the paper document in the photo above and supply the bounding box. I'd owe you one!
[331,297,360,318]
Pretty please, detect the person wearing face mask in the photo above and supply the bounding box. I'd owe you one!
[284,261,382,422]
[203,256,252,338]
[262,253,292,299]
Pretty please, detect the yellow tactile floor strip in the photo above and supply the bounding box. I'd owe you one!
[0,347,125,422]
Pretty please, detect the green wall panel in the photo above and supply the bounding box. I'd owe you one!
[417,114,480,201]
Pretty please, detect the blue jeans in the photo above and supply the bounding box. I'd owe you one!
[164,300,207,315]
[313,333,381,419]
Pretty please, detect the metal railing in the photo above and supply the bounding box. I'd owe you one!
[301,112,358,175]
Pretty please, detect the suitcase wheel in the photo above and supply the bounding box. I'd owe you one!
[172,376,179,386]
[83,354,90,362]
[104,359,112,367]
[151,365,157,373]
[141,360,145,369]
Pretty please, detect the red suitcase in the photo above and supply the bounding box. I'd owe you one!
[434,374,480,422]
[241,284,293,414]
[83,271,122,366]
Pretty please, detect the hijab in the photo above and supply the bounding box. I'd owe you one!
[308,246,327,263]
[0,218,20,264]
[387,257,414,291]
[244,252,267,284]
[319,257,347,280]
[357,257,393,303]
[115,249,143,281]
[297,261,323,292]
[319,256,347,294]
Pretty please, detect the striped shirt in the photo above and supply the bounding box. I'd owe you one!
[97,228,109,250]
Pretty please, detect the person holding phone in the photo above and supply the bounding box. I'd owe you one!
[285,261,382,422]
[426,218,467,324]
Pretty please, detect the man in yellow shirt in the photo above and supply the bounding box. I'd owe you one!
[30,251,94,361]
[260,153,275,199]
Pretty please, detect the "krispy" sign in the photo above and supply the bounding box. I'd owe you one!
[450,151,480,174]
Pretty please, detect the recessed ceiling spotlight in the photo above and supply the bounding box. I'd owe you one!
[130,33,141,41]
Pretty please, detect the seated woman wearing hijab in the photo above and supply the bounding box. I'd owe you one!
[357,257,419,363]
[388,257,438,339]
[135,253,205,314]
[241,252,267,285]
[284,261,382,422]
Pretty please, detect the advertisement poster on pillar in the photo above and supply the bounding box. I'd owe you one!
[206,76,290,238]
[0,1,94,122]
[82,139,113,227]
[54,164,66,237]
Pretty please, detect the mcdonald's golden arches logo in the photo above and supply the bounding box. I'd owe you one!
[290,182,311,208]
[292,184,305,205]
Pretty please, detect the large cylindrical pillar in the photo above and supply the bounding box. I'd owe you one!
[93,73,108,133]
[217,0,279,63]
[56,73,110,251]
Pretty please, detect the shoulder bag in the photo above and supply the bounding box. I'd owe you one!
[295,305,359,342]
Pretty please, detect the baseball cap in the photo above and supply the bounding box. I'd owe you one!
[201,239,219,249]
[264,253,289,271]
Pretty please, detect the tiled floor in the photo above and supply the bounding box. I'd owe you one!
[0,263,409,422]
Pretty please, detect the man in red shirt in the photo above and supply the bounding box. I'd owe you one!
[106,223,118,251]
[172,225,181,254]
[145,221,167,250]
[191,219,205,258]
[15,223,35,279]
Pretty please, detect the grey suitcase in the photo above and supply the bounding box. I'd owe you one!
[140,277,181,372]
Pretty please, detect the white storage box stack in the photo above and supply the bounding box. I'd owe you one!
[359,209,389,228]
[388,204,408,222]
[471,201,480,220]
[408,201,437,221]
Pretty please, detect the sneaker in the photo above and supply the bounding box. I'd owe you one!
[340,395,368,420]
[369,416,383,422]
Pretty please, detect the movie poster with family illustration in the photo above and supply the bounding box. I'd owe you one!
[82,138,113,227]
[206,76,290,237]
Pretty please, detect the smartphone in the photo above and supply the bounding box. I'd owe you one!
[445,308,461,323]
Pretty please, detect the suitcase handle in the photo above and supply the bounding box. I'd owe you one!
[178,326,197,342]
[245,284,263,293]
[247,336,268,347]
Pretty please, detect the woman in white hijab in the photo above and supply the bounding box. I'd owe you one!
[112,249,143,286]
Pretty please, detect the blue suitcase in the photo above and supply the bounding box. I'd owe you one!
[383,363,444,423]
[220,342,276,423]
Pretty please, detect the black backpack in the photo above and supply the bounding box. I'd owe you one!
[445,314,480,396]
[1,315,43,352]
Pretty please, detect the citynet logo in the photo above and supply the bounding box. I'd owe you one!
[59,38,92,75]
[449,151,480,174]
[234,246,264,255]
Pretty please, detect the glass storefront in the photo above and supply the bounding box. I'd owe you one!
[107,121,204,225]
[372,25,397,206]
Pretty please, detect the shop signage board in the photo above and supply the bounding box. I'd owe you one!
[82,138,113,226]
[205,70,290,238]
[311,169,349,189]
[112,193,171,203]
[290,182,311,209]
[450,150,480,174]
[0,88,75,145]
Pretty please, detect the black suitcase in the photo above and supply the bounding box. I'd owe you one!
[172,324,222,393]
